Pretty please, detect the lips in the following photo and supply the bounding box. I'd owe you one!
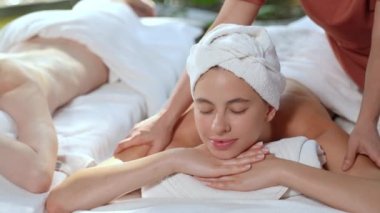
[209,138,237,150]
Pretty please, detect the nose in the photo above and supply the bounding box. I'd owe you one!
[211,112,231,135]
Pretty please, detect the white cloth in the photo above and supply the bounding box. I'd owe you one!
[186,24,286,109]
[142,137,325,200]
[89,196,343,213]
[0,0,201,175]
[0,1,202,212]
[0,0,202,116]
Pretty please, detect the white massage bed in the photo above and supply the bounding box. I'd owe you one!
[0,0,364,212]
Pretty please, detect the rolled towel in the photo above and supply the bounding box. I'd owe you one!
[186,24,286,109]
[142,136,326,200]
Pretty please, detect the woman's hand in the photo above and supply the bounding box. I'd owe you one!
[175,142,269,178]
[343,122,380,170]
[114,112,175,161]
[196,155,283,191]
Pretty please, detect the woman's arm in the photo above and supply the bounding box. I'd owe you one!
[281,160,380,213]
[46,146,258,213]
[343,0,380,170]
[201,157,380,213]
[46,151,175,213]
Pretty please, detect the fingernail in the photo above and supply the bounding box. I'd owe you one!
[254,141,263,147]
[262,147,269,153]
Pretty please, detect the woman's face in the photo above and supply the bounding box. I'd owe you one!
[193,67,273,159]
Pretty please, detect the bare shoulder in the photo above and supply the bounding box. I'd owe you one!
[271,79,335,140]
[272,80,380,178]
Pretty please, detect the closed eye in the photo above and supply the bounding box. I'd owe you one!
[230,108,247,114]
[199,109,213,114]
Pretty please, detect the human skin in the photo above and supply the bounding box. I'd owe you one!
[0,37,108,193]
[193,68,380,213]
[47,67,380,212]
[0,0,155,193]
[343,0,380,170]
[114,0,380,170]
[45,67,272,213]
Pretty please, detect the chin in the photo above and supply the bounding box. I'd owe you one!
[209,148,240,160]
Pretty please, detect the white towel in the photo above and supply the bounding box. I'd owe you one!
[0,0,202,174]
[186,24,286,109]
[142,136,325,199]
[0,0,202,116]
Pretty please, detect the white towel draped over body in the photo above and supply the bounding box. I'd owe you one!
[0,0,201,116]
[142,137,325,200]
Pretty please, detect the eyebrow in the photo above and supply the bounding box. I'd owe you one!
[195,98,251,105]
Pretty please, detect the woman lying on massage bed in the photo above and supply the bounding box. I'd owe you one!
[0,0,156,193]
[46,25,380,213]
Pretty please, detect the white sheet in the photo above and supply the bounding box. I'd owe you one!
[85,197,343,213]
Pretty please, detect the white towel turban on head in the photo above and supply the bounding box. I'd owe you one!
[186,24,286,109]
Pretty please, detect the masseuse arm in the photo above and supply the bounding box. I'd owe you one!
[343,0,380,169]
[114,0,261,157]
[163,0,261,121]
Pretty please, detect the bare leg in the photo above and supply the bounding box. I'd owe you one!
[0,37,108,193]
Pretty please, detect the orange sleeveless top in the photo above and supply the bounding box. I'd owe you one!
[243,0,376,90]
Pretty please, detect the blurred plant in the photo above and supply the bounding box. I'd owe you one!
[155,0,304,20]
[155,0,222,11]
[257,0,304,20]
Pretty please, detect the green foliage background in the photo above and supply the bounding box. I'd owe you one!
[154,0,304,20]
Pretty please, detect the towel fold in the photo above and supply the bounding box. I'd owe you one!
[186,24,285,109]
[142,136,325,200]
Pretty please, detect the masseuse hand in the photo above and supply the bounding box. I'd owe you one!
[343,121,380,170]
[124,0,156,17]
[114,112,174,161]
[177,142,268,178]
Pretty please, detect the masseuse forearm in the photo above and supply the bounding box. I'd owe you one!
[358,38,380,124]
[160,0,260,124]
[209,0,260,30]
[161,72,193,124]
[281,160,380,213]
[358,3,380,124]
